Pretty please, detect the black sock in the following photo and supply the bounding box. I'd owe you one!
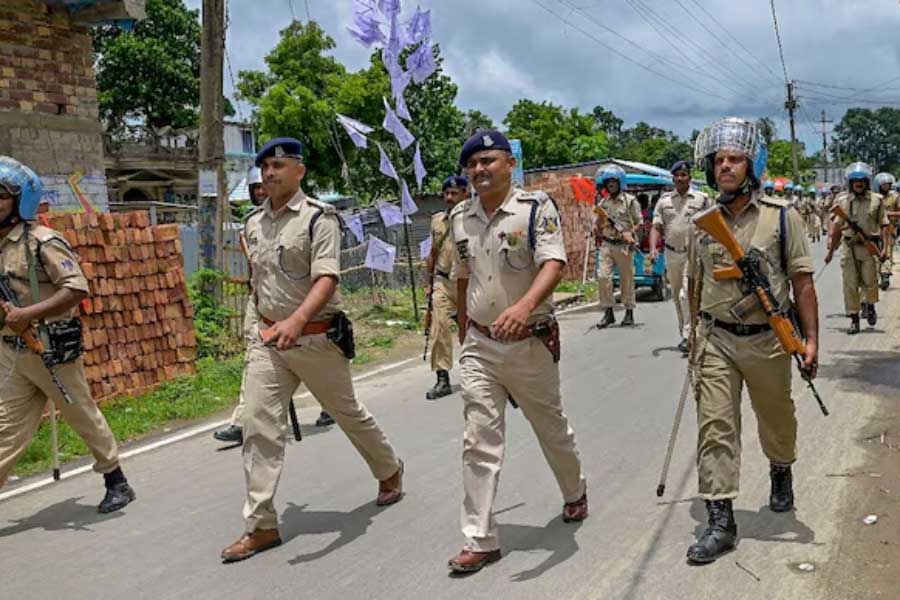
[103,467,126,488]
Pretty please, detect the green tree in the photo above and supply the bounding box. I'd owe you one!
[766,139,815,179]
[238,22,467,199]
[757,117,777,147]
[92,0,203,130]
[503,100,608,168]
[462,110,494,137]
[834,107,900,173]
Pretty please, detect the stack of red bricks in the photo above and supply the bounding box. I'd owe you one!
[41,210,197,403]
[526,172,597,281]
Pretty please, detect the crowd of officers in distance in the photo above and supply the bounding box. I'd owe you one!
[0,113,895,573]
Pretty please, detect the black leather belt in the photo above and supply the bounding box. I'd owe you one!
[2,335,28,350]
[605,239,630,245]
[436,270,450,279]
[701,313,771,336]
[665,243,686,253]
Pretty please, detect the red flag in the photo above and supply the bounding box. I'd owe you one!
[570,177,596,204]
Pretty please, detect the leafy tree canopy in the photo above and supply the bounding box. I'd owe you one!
[834,107,900,175]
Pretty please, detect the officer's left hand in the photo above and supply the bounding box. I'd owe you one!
[623,232,636,245]
[801,341,818,380]
[491,302,531,342]
[269,316,306,351]
[1,302,34,333]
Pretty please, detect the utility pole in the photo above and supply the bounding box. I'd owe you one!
[199,0,226,279]
[820,110,833,182]
[785,80,800,183]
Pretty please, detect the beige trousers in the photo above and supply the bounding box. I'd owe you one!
[598,243,636,309]
[459,328,585,552]
[694,325,797,500]
[881,228,895,276]
[666,250,691,340]
[241,332,400,532]
[841,243,879,314]
[0,343,119,487]
[429,277,458,372]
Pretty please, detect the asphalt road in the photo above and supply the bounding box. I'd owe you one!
[1,243,893,600]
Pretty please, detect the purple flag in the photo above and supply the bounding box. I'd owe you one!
[382,13,403,77]
[406,42,436,84]
[400,179,418,215]
[405,8,431,45]
[348,3,385,47]
[378,0,401,17]
[418,236,432,260]
[344,213,365,244]
[395,92,411,120]
[378,144,399,180]
[377,200,404,228]
[336,114,373,149]
[390,69,412,101]
[365,235,397,273]
[413,143,427,189]
[383,97,415,150]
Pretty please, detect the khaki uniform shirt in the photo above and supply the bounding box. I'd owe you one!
[450,186,566,326]
[0,222,89,335]
[691,193,813,325]
[652,189,710,252]
[244,190,343,323]
[596,192,642,241]
[882,191,899,224]
[833,191,888,239]
[798,198,814,215]
[430,211,456,280]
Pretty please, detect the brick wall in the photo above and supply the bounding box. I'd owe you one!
[0,0,109,213]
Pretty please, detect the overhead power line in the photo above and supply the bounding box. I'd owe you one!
[769,0,789,85]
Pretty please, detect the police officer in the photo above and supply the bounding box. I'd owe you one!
[447,130,587,574]
[423,176,468,400]
[649,160,709,355]
[762,179,775,200]
[874,172,898,290]
[0,156,135,513]
[797,187,818,243]
[594,165,642,328]
[825,162,889,334]
[221,138,404,563]
[686,118,819,564]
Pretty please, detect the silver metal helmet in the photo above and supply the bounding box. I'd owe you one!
[844,162,874,186]
[693,117,767,190]
[874,171,896,190]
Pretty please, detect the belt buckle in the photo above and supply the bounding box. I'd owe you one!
[735,323,751,335]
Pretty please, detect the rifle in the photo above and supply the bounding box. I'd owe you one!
[692,206,829,417]
[593,205,639,252]
[0,274,73,404]
[423,273,434,362]
[830,205,886,262]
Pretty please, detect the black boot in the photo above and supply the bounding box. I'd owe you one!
[426,370,452,400]
[769,463,795,512]
[686,499,737,564]
[596,308,616,329]
[866,302,878,327]
[848,314,860,335]
[98,468,136,514]
[621,309,635,327]
[213,424,243,444]
[677,339,689,357]
[315,411,335,427]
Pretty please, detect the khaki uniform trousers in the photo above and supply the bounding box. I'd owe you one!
[230,384,246,426]
[881,226,896,276]
[0,343,119,486]
[666,250,691,340]
[694,325,797,500]
[841,243,879,314]
[459,328,585,552]
[429,277,458,372]
[242,333,400,532]
[598,243,636,309]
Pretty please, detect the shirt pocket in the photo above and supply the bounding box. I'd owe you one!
[275,233,311,281]
[499,231,533,271]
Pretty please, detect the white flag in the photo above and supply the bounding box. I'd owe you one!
[365,236,397,273]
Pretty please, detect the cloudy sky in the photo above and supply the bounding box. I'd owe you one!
[187,0,900,155]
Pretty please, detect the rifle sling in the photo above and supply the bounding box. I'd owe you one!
[23,224,51,351]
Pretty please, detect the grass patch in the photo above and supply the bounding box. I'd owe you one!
[13,356,244,479]
[556,280,598,300]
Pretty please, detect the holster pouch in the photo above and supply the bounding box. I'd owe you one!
[728,293,761,323]
[531,318,561,363]
[43,317,83,365]
[327,312,356,360]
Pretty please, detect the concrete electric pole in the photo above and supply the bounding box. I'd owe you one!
[820,110,834,182]
[199,0,226,275]
[785,80,800,183]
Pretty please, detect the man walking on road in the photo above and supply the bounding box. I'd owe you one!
[221,138,404,563]
[423,176,468,400]
[594,165,642,329]
[686,117,820,564]
[0,156,136,513]
[874,172,898,291]
[649,160,709,355]
[447,130,587,574]
[825,162,889,334]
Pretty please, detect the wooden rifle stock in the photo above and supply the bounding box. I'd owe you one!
[830,205,884,261]
[693,206,827,415]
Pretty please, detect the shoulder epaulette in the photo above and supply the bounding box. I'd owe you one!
[242,205,263,225]
[759,195,790,208]
[29,224,68,245]
[305,197,338,215]
[449,198,469,219]
[515,189,552,205]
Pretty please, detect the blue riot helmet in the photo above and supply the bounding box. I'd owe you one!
[845,162,874,189]
[763,179,775,192]
[694,117,767,203]
[0,156,43,222]
[595,164,628,192]
[807,186,816,195]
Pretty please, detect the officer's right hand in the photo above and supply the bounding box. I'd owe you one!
[267,317,306,351]
[649,248,659,262]
[824,250,833,264]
